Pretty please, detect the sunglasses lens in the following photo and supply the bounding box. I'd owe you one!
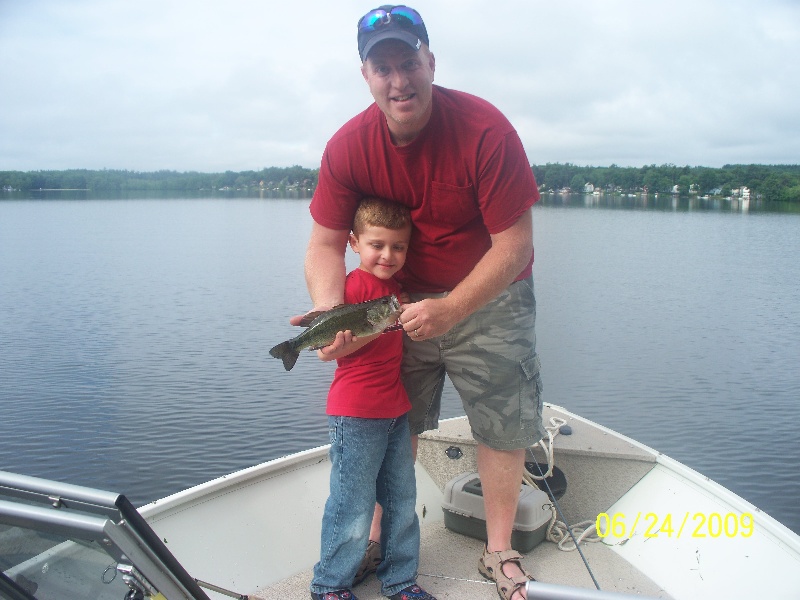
[359,6,423,33]
[389,6,423,25]
[359,9,388,32]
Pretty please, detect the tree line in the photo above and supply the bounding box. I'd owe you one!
[3,163,800,202]
[0,166,317,194]
[532,163,800,202]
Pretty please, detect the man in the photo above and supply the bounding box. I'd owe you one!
[301,6,546,600]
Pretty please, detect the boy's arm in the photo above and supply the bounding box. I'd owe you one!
[316,331,381,362]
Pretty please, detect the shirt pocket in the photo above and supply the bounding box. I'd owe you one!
[429,181,480,230]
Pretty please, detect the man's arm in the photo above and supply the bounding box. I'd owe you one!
[305,221,350,309]
[400,208,533,339]
[289,221,356,352]
[289,221,349,326]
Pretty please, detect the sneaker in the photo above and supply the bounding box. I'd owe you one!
[310,590,359,600]
[387,584,437,600]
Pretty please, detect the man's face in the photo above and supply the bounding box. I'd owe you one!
[361,39,435,145]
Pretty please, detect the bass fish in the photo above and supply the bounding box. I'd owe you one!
[269,294,402,371]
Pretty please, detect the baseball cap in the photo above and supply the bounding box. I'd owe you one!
[357,5,429,61]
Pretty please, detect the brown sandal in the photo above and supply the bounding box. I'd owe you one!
[478,546,535,600]
[353,540,381,585]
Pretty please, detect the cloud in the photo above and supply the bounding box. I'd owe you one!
[1,0,798,171]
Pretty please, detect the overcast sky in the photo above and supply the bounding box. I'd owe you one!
[1,0,798,172]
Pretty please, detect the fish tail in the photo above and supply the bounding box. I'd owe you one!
[269,341,300,371]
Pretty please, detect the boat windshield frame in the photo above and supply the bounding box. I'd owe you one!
[0,469,210,600]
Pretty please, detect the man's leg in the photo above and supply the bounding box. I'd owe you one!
[478,444,528,600]
[478,444,525,551]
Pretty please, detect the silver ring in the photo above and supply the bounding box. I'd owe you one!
[414,328,420,337]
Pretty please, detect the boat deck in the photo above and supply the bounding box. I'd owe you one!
[259,519,671,599]
[256,406,671,599]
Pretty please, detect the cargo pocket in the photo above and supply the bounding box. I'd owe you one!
[519,353,543,427]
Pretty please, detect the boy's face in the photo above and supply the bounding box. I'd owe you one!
[350,224,411,280]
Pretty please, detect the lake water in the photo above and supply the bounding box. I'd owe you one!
[1,193,799,536]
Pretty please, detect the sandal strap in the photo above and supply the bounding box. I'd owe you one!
[497,579,528,600]
[481,547,525,573]
[506,574,532,586]
[480,546,534,600]
[353,541,382,585]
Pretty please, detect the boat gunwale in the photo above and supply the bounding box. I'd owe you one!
[139,444,331,520]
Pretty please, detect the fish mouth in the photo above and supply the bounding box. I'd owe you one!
[388,294,401,313]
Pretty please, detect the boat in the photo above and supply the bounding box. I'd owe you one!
[3,402,800,600]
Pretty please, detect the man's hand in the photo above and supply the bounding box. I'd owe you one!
[400,296,458,341]
[400,209,534,342]
[289,310,324,327]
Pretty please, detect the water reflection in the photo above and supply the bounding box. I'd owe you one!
[11,188,315,202]
[10,188,798,214]
[539,191,800,214]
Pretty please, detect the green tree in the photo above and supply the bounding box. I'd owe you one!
[696,168,719,194]
[570,174,586,192]
[678,175,693,195]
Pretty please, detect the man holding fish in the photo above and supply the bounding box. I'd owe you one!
[297,6,546,600]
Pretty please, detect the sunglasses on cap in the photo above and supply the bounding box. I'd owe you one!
[358,5,425,36]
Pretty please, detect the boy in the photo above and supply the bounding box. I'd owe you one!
[310,197,437,600]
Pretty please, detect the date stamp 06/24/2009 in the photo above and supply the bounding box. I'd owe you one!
[596,512,755,540]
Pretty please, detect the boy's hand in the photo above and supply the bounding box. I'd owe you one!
[316,330,356,361]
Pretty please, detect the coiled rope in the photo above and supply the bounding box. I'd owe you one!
[522,416,600,552]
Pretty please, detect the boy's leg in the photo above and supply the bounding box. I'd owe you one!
[311,416,389,595]
[375,414,420,597]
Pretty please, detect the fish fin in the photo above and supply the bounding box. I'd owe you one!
[281,352,299,371]
[297,311,325,327]
[269,341,300,371]
[297,304,347,327]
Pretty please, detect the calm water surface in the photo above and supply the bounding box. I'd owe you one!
[1,195,799,535]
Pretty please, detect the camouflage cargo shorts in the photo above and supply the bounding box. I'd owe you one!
[401,276,546,450]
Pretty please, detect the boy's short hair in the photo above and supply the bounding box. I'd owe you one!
[352,197,411,236]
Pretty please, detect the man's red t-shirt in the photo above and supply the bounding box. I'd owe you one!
[326,269,410,419]
[311,85,539,293]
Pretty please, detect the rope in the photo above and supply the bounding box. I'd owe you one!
[522,416,564,483]
[521,416,601,552]
[545,513,600,551]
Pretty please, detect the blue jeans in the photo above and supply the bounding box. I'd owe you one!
[311,414,420,597]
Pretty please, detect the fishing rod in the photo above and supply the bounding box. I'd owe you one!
[526,442,601,591]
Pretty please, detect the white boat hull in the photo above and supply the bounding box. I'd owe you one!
[136,404,800,599]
